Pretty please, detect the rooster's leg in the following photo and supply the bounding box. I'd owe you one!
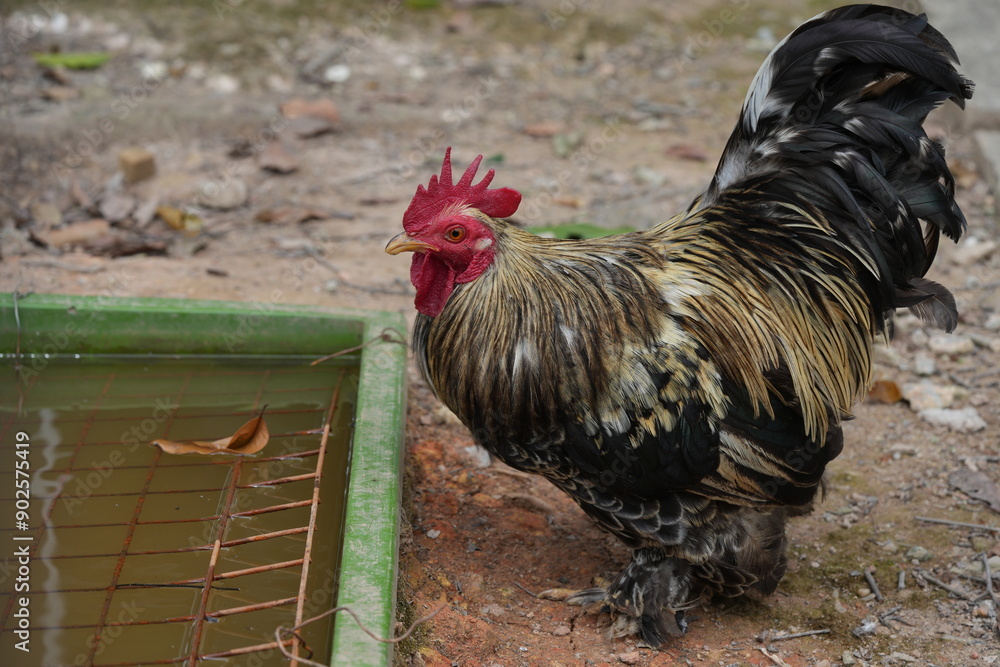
[540,548,694,647]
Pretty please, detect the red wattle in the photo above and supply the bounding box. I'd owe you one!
[411,253,456,317]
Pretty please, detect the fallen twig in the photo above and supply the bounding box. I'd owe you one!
[759,647,793,667]
[310,328,406,366]
[274,602,446,666]
[916,569,973,601]
[915,516,1000,533]
[984,553,999,607]
[864,568,884,602]
[764,628,831,642]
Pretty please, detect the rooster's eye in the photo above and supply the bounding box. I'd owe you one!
[446,226,466,242]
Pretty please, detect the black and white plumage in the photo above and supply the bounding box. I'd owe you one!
[387,4,973,647]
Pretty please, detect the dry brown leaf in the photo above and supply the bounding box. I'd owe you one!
[280,97,340,124]
[259,140,300,174]
[666,143,711,162]
[523,122,564,138]
[254,206,327,225]
[39,219,111,248]
[152,409,270,456]
[867,379,902,404]
[156,205,203,233]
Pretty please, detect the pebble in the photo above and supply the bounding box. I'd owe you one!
[551,624,571,637]
[953,237,998,265]
[481,603,504,617]
[928,334,975,355]
[912,352,936,376]
[617,652,642,665]
[901,380,960,411]
[905,545,932,562]
[323,63,351,83]
[197,177,249,210]
[30,202,62,228]
[206,73,240,94]
[918,407,987,433]
[425,528,440,539]
[985,313,1000,330]
[842,650,856,665]
[118,146,157,184]
[856,587,871,597]
[890,652,917,663]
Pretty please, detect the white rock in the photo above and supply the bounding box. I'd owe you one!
[928,334,975,355]
[985,313,1000,331]
[323,64,351,83]
[206,73,240,94]
[902,380,960,411]
[918,407,987,433]
[912,352,936,376]
[954,238,998,265]
[197,177,248,210]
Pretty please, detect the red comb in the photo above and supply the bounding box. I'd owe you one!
[402,148,521,233]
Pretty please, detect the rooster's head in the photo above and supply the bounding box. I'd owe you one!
[386,147,521,317]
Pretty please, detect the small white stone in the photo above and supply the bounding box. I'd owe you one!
[928,334,975,355]
[918,407,987,433]
[901,380,960,411]
[912,352,936,376]
[323,63,351,83]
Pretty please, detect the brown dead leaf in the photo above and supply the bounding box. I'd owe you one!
[156,205,203,233]
[280,97,340,124]
[288,115,335,139]
[152,409,270,456]
[867,379,902,404]
[259,140,300,174]
[666,143,711,162]
[43,85,79,102]
[523,122,564,138]
[38,219,112,248]
[254,206,327,225]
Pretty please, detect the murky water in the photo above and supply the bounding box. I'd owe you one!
[0,356,356,666]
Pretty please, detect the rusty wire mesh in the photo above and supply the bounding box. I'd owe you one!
[0,359,353,666]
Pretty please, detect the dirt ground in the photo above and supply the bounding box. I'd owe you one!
[2,1,999,665]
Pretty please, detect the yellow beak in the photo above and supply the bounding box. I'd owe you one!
[385,232,436,255]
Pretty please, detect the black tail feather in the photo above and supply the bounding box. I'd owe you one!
[702,4,972,332]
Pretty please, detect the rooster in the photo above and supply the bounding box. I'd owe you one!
[386,4,972,646]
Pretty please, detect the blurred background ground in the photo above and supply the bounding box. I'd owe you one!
[1,1,999,665]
